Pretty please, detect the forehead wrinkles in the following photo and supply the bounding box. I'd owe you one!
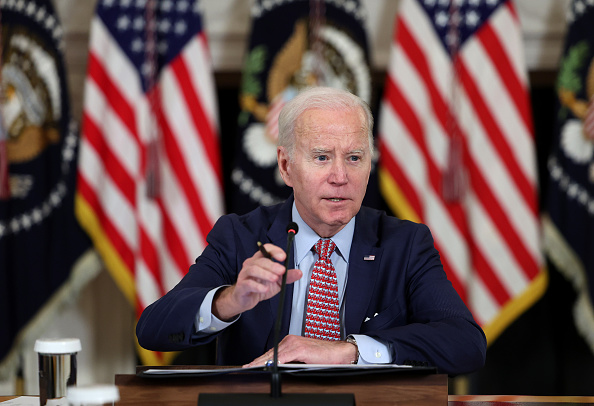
[296,117,367,147]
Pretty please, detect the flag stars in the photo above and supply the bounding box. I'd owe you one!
[345,0,357,13]
[42,202,51,217]
[120,0,133,7]
[63,133,78,166]
[32,209,43,224]
[177,0,190,13]
[571,0,594,20]
[135,0,147,7]
[20,214,32,230]
[25,1,36,16]
[424,0,437,7]
[131,37,144,53]
[36,6,46,22]
[62,143,75,162]
[174,20,187,36]
[44,14,56,30]
[435,11,449,27]
[133,16,144,31]
[193,0,202,15]
[549,157,594,213]
[50,191,62,207]
[568,183,579,198]
[160,0,174,12]
[575,0,586,15]
[54,25,63,40]
[10,218,21,233]
[158,19,171,33]
[117,15,131,30]
[466,10,480,27]
[103,0,116,7]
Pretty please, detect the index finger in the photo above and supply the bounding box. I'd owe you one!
[256,242,286,263]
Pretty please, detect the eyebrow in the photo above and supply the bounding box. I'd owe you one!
[311,148,332,154]
[310,148,367,155]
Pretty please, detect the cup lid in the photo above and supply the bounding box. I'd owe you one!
[67,385,120,403]
[34,338,81,354]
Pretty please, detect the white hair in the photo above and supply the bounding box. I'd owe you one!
[277,87,374,159]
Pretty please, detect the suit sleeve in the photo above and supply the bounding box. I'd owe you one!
[363,223,487,375]
[136,215,243,351]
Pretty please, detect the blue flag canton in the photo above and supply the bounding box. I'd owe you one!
[420,0,504,55]
[97,0,204,92]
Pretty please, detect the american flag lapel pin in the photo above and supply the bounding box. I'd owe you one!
[363,255,375,261]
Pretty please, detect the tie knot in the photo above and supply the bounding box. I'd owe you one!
[314,239,336,259]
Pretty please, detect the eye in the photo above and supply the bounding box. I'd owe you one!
[315,155,328,162]
[349,155,361,162]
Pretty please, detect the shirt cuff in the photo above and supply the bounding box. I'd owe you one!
[195,286,238,333]
[349,334,392,364]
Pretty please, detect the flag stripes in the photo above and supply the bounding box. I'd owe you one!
[379,0,545,337]
[76,2,223,364]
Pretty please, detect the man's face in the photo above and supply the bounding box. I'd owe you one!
[278,107,372,237]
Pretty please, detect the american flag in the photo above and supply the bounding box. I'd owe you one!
[378,0,546,343]
[76,0,223,365]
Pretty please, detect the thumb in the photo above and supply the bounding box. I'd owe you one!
[285,268,303,284]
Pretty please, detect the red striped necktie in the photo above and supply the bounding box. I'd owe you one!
[304,239,340,341]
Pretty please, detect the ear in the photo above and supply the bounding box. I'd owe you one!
[277,146,293,187]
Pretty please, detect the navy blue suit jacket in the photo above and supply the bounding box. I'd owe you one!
[136,197,486,375]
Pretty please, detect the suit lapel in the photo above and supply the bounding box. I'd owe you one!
[344,207,383,335]
[260,200,383,339]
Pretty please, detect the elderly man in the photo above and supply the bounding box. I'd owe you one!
[136,87,486,375]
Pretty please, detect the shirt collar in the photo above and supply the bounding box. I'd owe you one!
[292,202,355,265]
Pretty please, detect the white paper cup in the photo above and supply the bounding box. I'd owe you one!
[67,384,120,405]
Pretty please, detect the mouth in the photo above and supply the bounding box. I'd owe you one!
[325,198,346,202]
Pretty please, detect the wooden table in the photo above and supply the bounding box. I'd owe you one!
[115,365,447,406]
[449,395,594,405]
[3,394,594,404]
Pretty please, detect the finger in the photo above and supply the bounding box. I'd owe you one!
[285,268,303,284]
[241,264,284,284]
[259,243,287,262]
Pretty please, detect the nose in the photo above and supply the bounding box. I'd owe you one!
[328,160,347,185]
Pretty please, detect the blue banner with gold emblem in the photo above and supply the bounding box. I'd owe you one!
[0,0,94,378]
[543,0,594,354]
[230,0,373,214]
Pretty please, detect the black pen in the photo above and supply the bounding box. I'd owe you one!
[257,241,272,259]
